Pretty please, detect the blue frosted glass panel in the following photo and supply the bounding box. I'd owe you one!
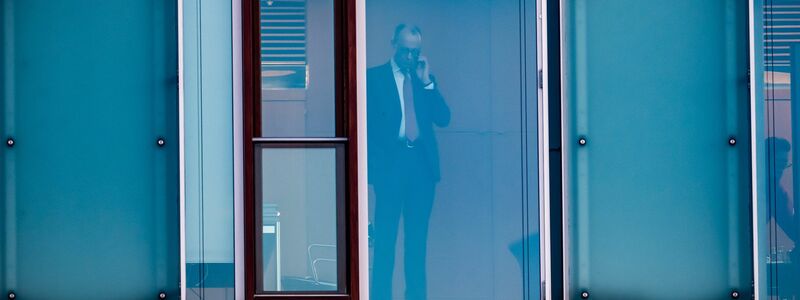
[1,0,179,298]
[256,146,344,292]
[365,0,540,299]
[762,1,800,297]
[563,0,752,298]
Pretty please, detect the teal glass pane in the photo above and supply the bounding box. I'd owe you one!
[260,0,337,138]
[1,0,179,298]
[563,0,752,298]
[365,0,540,299]
[762,0,800,297]
[255,146,344,292]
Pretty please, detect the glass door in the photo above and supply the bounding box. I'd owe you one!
[1,0,179,298]
[561,0,753,298]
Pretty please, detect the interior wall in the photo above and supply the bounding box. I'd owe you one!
[261,0,336,137]
[304,0,336,136]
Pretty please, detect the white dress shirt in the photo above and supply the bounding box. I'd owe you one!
[391,59,435,139]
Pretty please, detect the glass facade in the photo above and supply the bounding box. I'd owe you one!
[180,0,800,298]
[8,0,800,299]
[761,0,800,297]
[365,0,540,299]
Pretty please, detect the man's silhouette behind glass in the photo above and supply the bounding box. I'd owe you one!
[367,24,451,300]
[767,137,800,297]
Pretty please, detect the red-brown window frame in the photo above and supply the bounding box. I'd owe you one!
[242,0,359,299]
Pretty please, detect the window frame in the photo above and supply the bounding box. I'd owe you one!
[242,0,359,298]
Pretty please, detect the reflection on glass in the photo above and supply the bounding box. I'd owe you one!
[764,2,800,297]
[260,0,336,137]
[366,0,540,299]
[256,146,343,292]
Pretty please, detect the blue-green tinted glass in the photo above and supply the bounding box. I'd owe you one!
[365,0,540,299]
[260,0,337,137]
[1,0,179,298]
[256,146,344,292]
[182,0,236,297]
[563,0,752,298]
[762,1,800,298]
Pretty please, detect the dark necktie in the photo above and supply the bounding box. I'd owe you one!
[403,71,419,142]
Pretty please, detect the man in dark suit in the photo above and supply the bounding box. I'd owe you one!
[767,137,800,298]
[368,24,450,300]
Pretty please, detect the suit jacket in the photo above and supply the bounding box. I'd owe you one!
[367,62,451,184]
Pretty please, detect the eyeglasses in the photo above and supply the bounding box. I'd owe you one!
[396,47,421,58]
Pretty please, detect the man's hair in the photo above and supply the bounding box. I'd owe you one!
[392,24,422,43]
[767,137,791,154]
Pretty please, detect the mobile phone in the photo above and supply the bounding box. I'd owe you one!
[414,56,425,69]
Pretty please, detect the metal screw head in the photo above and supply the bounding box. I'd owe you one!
[580,291,589,299]
[6,138,14,147]
[578,137,587,146]
[159,292,167,299]
[731,290,739,299]
[8,291,15,299]
[729,137,737,146]
[157,138,166,147]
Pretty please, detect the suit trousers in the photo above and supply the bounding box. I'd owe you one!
[371,143,437,300]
